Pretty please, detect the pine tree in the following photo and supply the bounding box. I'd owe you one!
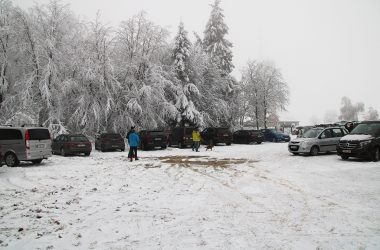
[173,21,191,82]
[172,22,202,127]
[203,0,234,75]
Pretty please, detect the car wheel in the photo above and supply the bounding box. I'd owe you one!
[341,155,349,160]
[178,141,183,149]
[372,147,380,162]
[161,145,167,149]
[5,153,19,167]
[32,159,43,164]
[272,138,277,142]
[257,141,262,144]
[292,153,299,155]
[309,146,319,156]
[226,142,231,146]
[100,145,105,152]
[60,148,67,157]
[84,152,90,156]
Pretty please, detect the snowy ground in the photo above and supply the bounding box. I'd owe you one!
[0,142,379,250]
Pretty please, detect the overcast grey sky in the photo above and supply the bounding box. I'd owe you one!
[14,0,380,125]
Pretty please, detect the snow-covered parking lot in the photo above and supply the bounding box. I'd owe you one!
[1,142,379,249]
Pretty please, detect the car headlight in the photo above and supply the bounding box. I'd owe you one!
[360,140,371,147]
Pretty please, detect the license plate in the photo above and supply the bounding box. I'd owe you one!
[36,144,45,148]
[342,150,351,153]
[154,138,162,141]
[77,144,85,147]
[112,145,118,148]
[290,146,297,150]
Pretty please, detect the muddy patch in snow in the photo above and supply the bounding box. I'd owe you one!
[146,156,258,168]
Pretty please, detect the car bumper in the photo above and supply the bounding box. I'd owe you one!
[288,144,312,153]
[337,146,371,159]
[102,143,125,150]
[26,150,52,160]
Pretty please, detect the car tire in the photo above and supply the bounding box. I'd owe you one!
[178,141,183,149]
[5,153,19,167]
[61,148,67,157]
[161,145,167,149]
[341,155,349,160]
[226,142,231,146]
[84,152,90,156]
[32,159,43,164]
[292,153,299,155]
[309,146,319,156]
[272,138,277,143]
[257,141,262,144]
[372,147,380,162]
[100,145,105,152]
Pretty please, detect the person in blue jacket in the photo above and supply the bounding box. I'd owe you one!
[128,128,140,162]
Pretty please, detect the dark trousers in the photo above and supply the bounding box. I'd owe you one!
[128,146,138,159]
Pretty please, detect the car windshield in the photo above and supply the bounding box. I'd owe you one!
[351,123,380,136]
[69,136,88,142]
[300,128,323,138]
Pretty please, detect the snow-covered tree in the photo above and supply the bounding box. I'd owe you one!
[363,107,379,121]
[172,22,202,127]
[203,0,233,75]
[339,96,364,121]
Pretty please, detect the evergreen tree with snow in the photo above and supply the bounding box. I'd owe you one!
[173,21,191,82]
[172,22,202,127]
[203,0,234,75]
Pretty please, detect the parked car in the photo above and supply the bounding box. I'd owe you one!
[138,130,168,150]
[0,125,52,167]
[261,129,290,142]
[233,130,263,144]
[52,134,92,156]
[168,127,195,148]
[201,127,232,145]
[288,127,348,156]
[337,121,380,161]
[95,133,125,152]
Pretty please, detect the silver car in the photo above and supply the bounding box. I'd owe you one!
[0,126,52,167]
[288,127,349,156]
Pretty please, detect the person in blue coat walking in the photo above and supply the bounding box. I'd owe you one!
[128,128,140,162]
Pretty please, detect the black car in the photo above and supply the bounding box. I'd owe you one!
[168,127,195,148]
[52,134,92,156]
[95,133,125,152]
[233,130,263,144]
[201,127,232,145]
[337,121,380,161]
[138,130,168,150]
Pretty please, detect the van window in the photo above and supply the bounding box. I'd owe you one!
[28,129,50,140]
[0,129,23,140]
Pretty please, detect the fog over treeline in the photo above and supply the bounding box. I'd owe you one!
[0,0,290,135]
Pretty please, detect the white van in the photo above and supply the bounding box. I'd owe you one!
[0,126,52,167]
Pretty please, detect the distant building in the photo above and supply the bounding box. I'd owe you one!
[277,121,300,133]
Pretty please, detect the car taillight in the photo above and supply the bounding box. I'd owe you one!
[86,142,91,147]
[25,130,30,150]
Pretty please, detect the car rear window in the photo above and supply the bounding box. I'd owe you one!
[69,136,89,142]
[184,128,194,135]
[28,129,50,140]
[149,131,164,136]
[0,129,23,140]
[102,134,122,139]
[217,128,230,134]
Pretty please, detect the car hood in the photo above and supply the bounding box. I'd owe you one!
[290,138,316,143]
[340,134,374,141]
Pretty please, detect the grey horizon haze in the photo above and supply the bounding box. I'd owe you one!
[14,0,380,125]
